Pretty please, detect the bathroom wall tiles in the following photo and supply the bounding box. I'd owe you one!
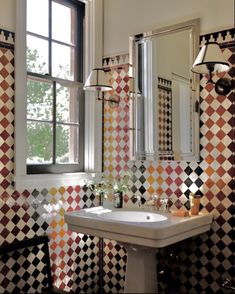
[0,24,234,293]
[102,28,234,293]
[0,30,100,293]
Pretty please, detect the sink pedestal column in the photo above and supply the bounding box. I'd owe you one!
[123,244,158,293]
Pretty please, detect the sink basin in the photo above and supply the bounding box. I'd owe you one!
[65,206,213,248]
[99,210,167,222]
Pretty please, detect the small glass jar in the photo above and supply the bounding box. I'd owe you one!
[113,191,123,208]
[189,193,201,215]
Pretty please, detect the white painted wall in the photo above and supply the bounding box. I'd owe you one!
[103,0,234,56]
[0,0,15,31]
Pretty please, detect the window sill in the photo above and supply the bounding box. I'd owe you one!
[13,172,96,191]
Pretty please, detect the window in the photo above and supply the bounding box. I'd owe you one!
[26,0,85,174]
[15,0,103,190]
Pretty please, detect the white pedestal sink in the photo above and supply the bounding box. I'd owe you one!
[65,207,213,293]
[123,243,158,293]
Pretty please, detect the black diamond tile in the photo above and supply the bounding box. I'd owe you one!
[139,165,146,173]
[32,189,40,197]
[139,175,146,184]
[131,185,137,193]
[41,188,48,196]
[195,177,204,187]
[31,211,40,221]
[184,178,193,187]
[194,166,204,176]
[185,166,193,175]
[139,186,146,194]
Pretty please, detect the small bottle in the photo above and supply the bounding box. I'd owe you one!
[189,193,201,215]
[113,191,123,208]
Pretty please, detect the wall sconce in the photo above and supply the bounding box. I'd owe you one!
[84,68,119,104]
[191,42,232,95]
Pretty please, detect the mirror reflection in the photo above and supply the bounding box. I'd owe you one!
[130,19,200,161]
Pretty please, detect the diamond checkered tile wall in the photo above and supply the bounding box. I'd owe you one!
[0,187,99,293]
[0,30,99,293]
[0,24,234,293]
[157,77,173,159]
[0,242,49,293]
[102,29,234,293]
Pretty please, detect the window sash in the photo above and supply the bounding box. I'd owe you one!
[26,0,84,174]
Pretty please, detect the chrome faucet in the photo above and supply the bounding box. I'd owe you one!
[131,194,170,212]
[145,194,170,212]
[158,195,170,212]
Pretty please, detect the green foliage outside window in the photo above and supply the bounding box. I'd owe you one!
[27,48,71,164]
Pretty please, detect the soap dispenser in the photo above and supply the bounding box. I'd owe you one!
[189,193,201,215]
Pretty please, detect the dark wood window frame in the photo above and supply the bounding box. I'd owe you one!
[26,0,85,174]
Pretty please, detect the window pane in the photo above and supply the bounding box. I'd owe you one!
[27,79,53,121]
[56,84,78,123]
[27,0,49,37]
[56,125,78,163]
[52,1,76,44]
[52,42,74,80]
[27,122,53,164]
[27,35,49,74]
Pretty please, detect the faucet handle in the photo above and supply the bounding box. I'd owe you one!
[131,195,145,206]
[159,195,171,212]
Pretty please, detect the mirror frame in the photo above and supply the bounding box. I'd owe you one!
[129,18,200,162]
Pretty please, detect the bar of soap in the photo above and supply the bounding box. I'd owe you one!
[171,210,189,217]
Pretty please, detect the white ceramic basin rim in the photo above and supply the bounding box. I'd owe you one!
[99,210,167,222]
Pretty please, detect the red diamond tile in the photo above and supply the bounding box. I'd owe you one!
[216,129,226,140]
[0,117,10,128]
[205,118,214,128]
[205,106,215,116]
[0,105,10,116]
[216,105,226,115]
[216,154,226,164]
[205,130,214,140]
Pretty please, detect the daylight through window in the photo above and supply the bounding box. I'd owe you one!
[26,0,85,174]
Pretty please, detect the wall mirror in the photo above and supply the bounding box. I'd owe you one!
[129,19,200,161]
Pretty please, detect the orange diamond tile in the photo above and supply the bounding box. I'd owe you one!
[147,175,155,185]
[205,142,214,152]
[205,154,214,164]
[205,166,215,176]
[51,231,57,240]
[49,187,58,196]
[205,179,214,189]
[216,179,226,189]
[156,176,164,185]
[147,186,154,195]
[156,165,164,174]
[59,229,65,238]
[59,187,66,195]
[51,220,58,229]
[59,218,65,227]
[216,142,226,152]
[59,239,65,248]
[156,187,163,195]
[108,165,114,172]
